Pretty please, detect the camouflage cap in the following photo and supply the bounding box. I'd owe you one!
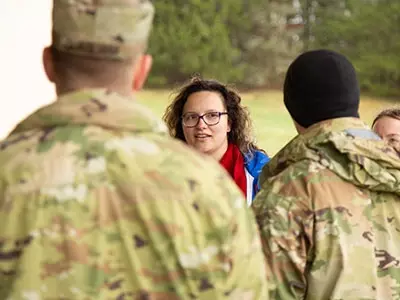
[52,0,154,60]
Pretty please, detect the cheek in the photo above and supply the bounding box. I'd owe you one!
[212,123,229,138]
[182,127,193,143]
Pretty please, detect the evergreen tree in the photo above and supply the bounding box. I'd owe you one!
[303,0,400,96]
[147,0,300,88]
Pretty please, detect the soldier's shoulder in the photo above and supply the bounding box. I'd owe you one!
[255,158,349,209]
[0,128,45,169]
[0,125,108,190]
[261,158,325,188]
[0,123,107,163]
[127,133,244,197]
[0,124,243,208]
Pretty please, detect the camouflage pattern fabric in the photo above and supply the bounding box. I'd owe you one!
[253,117,400,300]
[52,0,154,60]
[0,89,268,299]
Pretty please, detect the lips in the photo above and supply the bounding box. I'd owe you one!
[195,133,211,138]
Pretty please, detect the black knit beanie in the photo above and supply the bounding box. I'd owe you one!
[283,49,360,128]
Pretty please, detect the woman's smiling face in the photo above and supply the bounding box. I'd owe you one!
[182,91,230,161]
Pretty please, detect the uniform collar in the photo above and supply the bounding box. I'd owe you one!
[10,89,167,135]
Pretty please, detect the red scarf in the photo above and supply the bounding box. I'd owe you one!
[219,143,247,197]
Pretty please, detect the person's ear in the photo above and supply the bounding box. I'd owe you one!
[132,54,152,91]
[293,120,306,134]
[227,119,231,132]
[42,46,56,83]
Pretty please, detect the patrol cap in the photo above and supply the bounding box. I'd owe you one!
[52,0,155,60]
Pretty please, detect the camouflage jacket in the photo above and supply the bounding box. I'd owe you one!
[0,89,268,299]
[253,117,400,300]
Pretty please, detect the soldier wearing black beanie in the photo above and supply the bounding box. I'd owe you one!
[284,49,360,129]
[253,48,400,300]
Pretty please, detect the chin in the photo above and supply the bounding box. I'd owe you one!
[193,145,211,155]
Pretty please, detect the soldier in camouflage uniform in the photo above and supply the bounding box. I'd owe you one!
[253,49,400,299]
[0,1,268,299]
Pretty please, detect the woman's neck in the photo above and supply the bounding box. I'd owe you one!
[212,141,229,162]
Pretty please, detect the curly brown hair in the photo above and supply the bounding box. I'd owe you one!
[163,77,262,155]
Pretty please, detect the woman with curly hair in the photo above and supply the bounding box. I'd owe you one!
[372,107,400,152]
[163,77,270,205]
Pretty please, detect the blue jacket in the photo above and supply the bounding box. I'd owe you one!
[243,150,270,205]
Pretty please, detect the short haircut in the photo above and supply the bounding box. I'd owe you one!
[50,45,138,86]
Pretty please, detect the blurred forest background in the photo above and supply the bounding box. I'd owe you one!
[0,0,398,152]
[146,0,400,98]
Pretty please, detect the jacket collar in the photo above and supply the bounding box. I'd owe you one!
[262,118,400,195]
[10,89,167,135]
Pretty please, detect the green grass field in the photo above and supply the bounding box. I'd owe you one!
[137,90,399,156]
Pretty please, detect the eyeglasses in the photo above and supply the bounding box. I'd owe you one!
[182,111,228,127]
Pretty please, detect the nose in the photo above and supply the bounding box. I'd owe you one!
[196,117,207,128]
